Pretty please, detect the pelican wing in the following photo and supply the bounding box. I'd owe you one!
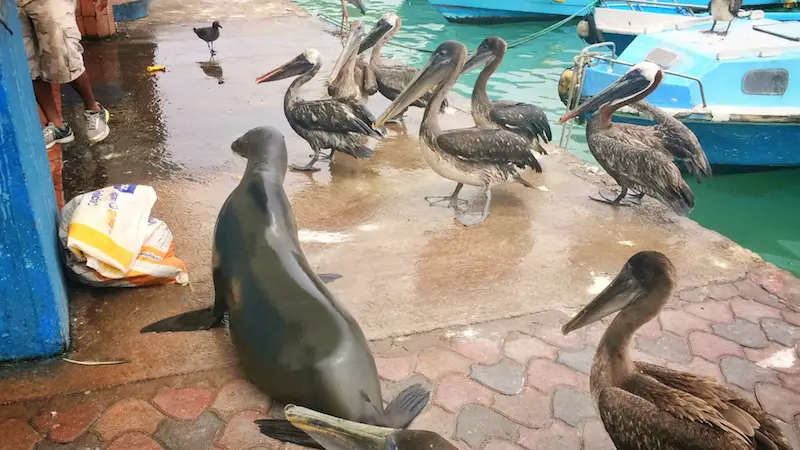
[629,101,711,182]
[588,132,695,215]
[490,100,553,142]
[288,98,380,138]
[635,362,792,450]
[596,386,755,450]
[435,128,542,172]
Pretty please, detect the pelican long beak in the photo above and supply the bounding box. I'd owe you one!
[359,17,394,53]
[461,46,494,75]
[284,405,393,449]
[562,264,644,334]
[256,55,314,84]
[558,68,653,122]
[373,54,452,128]
[329,21,364,85]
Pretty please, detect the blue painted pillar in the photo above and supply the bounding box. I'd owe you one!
[0,0,69,360]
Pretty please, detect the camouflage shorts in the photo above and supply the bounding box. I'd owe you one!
[17,0,85,84]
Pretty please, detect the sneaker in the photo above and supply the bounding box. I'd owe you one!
[43,122,75,149]
[85,104,111,143]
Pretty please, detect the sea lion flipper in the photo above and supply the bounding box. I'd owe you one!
[382,383,431,428]
[316,273,343,283]
[254,419,324,449]
[140,306,225,333]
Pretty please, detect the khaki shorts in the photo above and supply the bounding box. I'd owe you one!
[17,0,85,84]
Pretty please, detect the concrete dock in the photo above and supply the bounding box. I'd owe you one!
[1,0,798,448]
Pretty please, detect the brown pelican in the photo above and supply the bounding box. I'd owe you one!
[562,251,791,450]
[373,41,542,227]
[256,48,383,172]
[705,0,742,36]
[339,0,366,35]
[359,13,448,122]
[559,62,706,215]
[257,404,457,449]
[327,20,378,104]
[461,36,552,154]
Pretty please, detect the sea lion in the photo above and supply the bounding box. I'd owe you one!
[141,126,429,433]
[257,404,457,449]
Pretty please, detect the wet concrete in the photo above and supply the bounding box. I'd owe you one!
[0,9,772,403]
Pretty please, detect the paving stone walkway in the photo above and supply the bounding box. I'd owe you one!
[1,266,798,450]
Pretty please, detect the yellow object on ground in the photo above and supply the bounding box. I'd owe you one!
[58,185,189,287]
[147,65,166,72]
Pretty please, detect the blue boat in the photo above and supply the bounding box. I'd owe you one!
[426,0,790,22]
[561,19,800,167]
[581,1,800,53]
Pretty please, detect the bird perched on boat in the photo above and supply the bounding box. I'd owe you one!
[373,41,542,227]
[194,21,222,56]
[562,251,791,450]
[327,20,378,104]
[359,13,449,122]
[338,0,366,36]
[705,0,742,36]
[256,48,383,172]
[257,404,458,449]
[461,36,552,154]
[559,62,706,215]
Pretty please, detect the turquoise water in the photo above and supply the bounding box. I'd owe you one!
[293,0,800,276]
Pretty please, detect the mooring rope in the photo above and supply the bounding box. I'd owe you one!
[315,0,598,54]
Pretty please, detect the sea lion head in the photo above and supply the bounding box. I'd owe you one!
[231,126,288,177]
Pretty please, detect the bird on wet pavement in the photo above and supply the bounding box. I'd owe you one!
[373,41,542,227]
[255,48,383,172]
[559,62,710,215]
[194,21,222,56]
[562,250,791,450]
[461,36,553,155]
[339,0,366,36]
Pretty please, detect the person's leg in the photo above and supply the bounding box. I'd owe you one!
[27,0,110,143]
[19,1,72,148]
[68,72,101,112]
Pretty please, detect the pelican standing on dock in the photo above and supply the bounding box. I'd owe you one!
[327,20,378,104]
[374,41,542,227]
[359,13,448,121]
[256,48,383,172]
[559,62,708,215]
[562,251,791,450]
[705,0,742,36]
[338,0,366,35]
[461,36,552,154]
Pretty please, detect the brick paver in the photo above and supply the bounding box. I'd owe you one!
[0,271,798,449]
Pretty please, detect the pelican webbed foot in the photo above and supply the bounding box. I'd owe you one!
[291,153,322,172]
[589,188,633,207]
[425,183,466,209]
[626,190,646,205]
[456,188,491,227]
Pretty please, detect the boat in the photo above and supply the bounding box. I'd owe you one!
[426,0,792,22]
[580,0,800,52]
[560,18,800,167]
[426,0,604,22]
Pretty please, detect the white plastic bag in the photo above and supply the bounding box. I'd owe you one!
[58,184,189,287]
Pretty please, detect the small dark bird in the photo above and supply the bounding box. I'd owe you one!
[194,21,222,55]
[705,0,742,36]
